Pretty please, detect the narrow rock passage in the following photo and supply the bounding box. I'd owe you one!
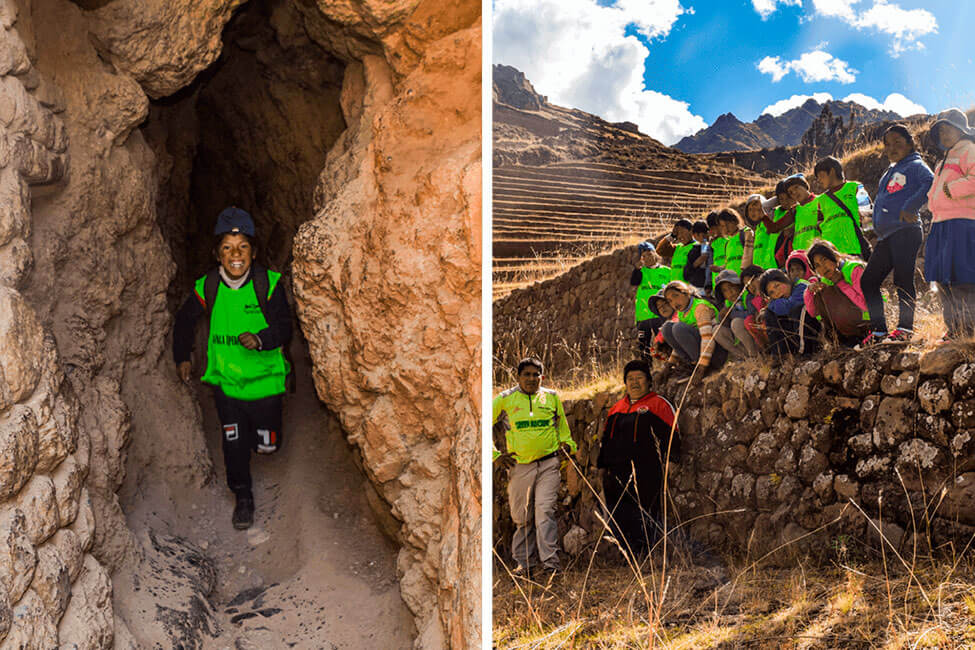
[119,336,414,649]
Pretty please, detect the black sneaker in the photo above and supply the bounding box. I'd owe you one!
[232,493,254,530]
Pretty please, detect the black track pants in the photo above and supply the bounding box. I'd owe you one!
[213,389,283,495]
[862,227,922,333]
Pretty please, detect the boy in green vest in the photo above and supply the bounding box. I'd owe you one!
[666,219,696,282]
[813,156,873,259]
[173,207,293,530]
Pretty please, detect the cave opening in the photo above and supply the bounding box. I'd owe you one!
[131,1,416,644]
[144,0,347,303]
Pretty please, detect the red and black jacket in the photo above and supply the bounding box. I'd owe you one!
[597,392,680,473]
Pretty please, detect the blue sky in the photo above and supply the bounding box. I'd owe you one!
[494,0,973,145]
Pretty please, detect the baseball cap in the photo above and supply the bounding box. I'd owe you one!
[214,207,255,237]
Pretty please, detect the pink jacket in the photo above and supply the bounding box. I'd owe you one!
[928,139,975,223]
[803,264,867,318]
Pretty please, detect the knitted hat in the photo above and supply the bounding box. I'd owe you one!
[623,359,651,382]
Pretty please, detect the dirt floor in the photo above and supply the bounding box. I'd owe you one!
[119,339,415,649]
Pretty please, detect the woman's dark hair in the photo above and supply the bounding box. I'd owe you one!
[692,220,709,234]
[759,268,791,297]
[705,210,720,227]
[884,124,916,151]
[807,240,841,267]
[717,207,742,226]
[774,180,788,198]
[673,218,693,231]
[517,357,544,374]
[813,156,844,179]
[740,264,764,284]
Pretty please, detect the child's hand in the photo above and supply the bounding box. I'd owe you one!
[239,332,261,350]
[177,361,192,383]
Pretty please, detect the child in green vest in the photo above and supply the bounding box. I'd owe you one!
[666,219,696,282]
[686,221,710,291]
[718,208,753,275]
[805,240,871,346]
[813,156,873,259]
[629,241,671,360]
[713,269,759,359]
[744,193,781,270]
[761,174,816,254]
[660,281,728,373]
[173,207,293,530]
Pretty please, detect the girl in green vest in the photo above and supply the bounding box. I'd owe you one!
[173,207,293,530]
[805,240,871,346]
[630,241,671,359]
[660,281,728,372]
[718,208,753,276]
[744,193,780,270]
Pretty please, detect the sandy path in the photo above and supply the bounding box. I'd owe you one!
[119,338,414,649]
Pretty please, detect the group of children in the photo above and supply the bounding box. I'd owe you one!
[630,143,924,372]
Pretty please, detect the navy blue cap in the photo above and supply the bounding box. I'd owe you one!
[214,207,255,237]
[638,241,656,253]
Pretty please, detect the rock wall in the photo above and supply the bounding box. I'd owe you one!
[494,345,975,563]
[493,245,641,384]
[291,3,482,646]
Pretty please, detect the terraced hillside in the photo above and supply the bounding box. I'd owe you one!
[492,64,768,299]
[493,160,765,297]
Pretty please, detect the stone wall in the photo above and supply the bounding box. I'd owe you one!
[494,345,975,562]
[493,245,641,385]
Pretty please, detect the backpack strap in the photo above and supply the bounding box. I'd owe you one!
[204,268,221,317]
[251,265,270,319]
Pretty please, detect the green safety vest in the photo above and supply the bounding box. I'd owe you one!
[492,387,576,464]
[753,208,785,269]
[710,236,728,289]
[635,265,671,322]
[817,181,863,255]
[819,260,869,320]
[195,271,290,401]
[678,297,719,328]
[670,242,694,282]
[792,199,820,251]
[724,230,745,275]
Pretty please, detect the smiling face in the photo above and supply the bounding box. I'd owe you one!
[665,288,691,312]
[217,233,255,280]
[766,280,791,300]
[883,131,911,163]
[811,254,842,284]
[787,184,809,205]
[777,191,795,210]
[674,225,692,244]
[746,201,763,225]
[517,364,542,394]
[640,249,658,266]
[625,370,650,401]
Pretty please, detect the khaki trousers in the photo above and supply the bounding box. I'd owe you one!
[507,455,561,570]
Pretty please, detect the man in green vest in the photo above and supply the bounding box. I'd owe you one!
[493,358,577,577]
[173,207,292,530]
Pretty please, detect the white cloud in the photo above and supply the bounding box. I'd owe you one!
[811,0,861,21]
[760,92,835,117]
[811,0,938,56]
[493,0,707,145]
[758,90,927,118]
[752,0,802,20]
[757,49,857,84]
[841,92,927,116]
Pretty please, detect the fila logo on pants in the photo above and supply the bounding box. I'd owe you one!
[257,429,279,454]
[223,423,239,441]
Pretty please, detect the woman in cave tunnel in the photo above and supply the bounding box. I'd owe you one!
[172,207,293,529]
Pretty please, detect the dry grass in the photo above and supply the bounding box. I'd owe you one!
[494,551,975,648]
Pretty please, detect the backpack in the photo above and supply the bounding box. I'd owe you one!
[203,265,296,393]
